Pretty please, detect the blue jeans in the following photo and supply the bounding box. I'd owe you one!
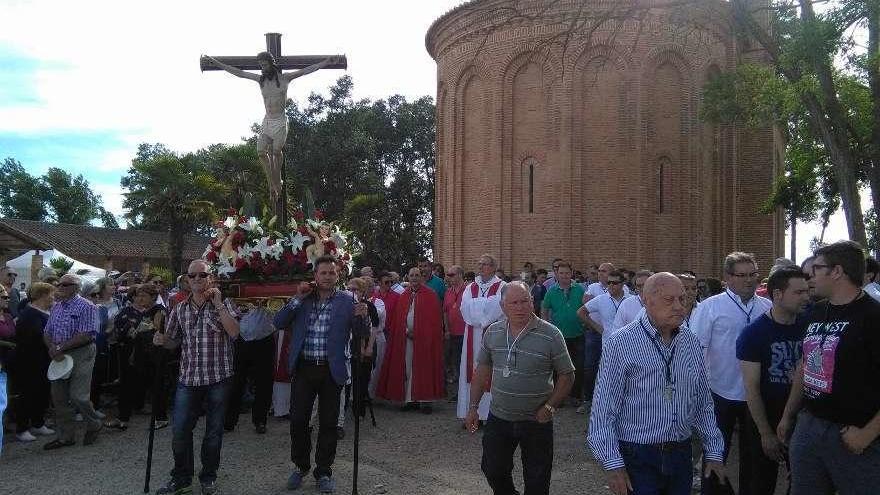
[583,330,602,402]
[619,440,693,495]
[170,378,232,486]
[0,371,7,456]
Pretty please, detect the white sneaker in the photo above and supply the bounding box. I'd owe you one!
[30,426,55,436]
[16,431,37,442]
[75,413,83,422]
[575,404,586,414]
[94,410,106,420]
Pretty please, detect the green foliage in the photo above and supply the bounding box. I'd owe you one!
[121,143,228,274]
[49,256,74,276]
[148,266,173,285]
[0,157,48,220]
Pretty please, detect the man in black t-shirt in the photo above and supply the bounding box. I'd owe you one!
[778,241,880,495]
[737,267,810,494]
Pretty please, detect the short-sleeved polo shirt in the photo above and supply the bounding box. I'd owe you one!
[541,283,585,339]
[477,317,575,421]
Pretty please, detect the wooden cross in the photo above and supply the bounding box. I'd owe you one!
[200,33,347,225]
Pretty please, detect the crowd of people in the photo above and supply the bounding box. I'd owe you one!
[0,241,878,495]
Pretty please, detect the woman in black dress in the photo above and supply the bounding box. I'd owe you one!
[12,282,56,442]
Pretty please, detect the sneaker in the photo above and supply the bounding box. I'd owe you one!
[575,404,586,414]
[16,431,37,442]
[75,413,83,422]
[30,425,55,436]
[153,420,169,430]
[105,419,128,431]
[286,470,308,490]
[155,479,192,494]
[317,475,336,493]
[200,480,219,495]
[94,409,106,420]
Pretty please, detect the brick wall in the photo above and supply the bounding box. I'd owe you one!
[428,0,782,277]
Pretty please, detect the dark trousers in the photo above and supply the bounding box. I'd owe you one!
[290,362,343,479]
[224,336,274,428]
[12,364,50,432]
[481,414,554,495]
[702,393,754,495]
[742,402,787,495]
[89,347,111,408]
[564,336,584,400]
[150,348,175,422]
[620,440,693,495]
[582,330,602,402]
[446,334,464,381]
[170,378,231,486]
[117,343,146,422]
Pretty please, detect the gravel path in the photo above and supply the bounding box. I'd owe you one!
[3,398,755,494]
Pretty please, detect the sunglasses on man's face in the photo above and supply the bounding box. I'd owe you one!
[187,272,210,279]
[607,280,623,286]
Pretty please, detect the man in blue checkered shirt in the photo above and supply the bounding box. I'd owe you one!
[274,255,369,494]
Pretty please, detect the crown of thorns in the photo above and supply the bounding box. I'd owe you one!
[257,52,276,64]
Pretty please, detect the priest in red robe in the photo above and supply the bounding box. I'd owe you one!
[376,266,445,413]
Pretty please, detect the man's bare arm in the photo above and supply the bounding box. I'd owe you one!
[283,56,337,83]
[202,55,261,82]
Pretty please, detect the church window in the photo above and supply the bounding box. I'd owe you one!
[522,156,539,214]
[657,157,670,214]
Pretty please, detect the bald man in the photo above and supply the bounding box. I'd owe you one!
[589,273,727,495]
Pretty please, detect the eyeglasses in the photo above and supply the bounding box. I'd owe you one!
[89,293,100,298]
[729,271,759,279]
[811,264,832,275]
[187,272,210,279]
[607,280,623,285]
[58,282,78,287]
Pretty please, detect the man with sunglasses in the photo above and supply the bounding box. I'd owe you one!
[42,274,102,450]
[153,260,240,495]
[578,270,632,413]
[777,241,880,494]
[690,252,772,493]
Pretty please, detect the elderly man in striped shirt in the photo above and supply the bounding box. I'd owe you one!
[588,273,728,495]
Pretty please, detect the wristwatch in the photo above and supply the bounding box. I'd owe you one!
[543,403,556,414]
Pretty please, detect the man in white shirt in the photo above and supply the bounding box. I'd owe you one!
[457,254,506,421]
[584,262,631,303]
[689,252,772,494]
[576,270,630,413]
[611,270,653,331]
[863,257,880,302]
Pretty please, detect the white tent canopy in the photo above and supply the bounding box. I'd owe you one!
[5,249,106,289]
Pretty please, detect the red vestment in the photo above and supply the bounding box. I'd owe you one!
[376,286,445,402]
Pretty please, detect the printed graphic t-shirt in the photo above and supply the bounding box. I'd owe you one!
[800,294,880,427]
[736,313,806,416]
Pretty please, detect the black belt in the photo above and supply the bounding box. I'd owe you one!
[299,358,329,367]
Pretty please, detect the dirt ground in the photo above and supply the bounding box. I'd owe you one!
[2,397,761,495]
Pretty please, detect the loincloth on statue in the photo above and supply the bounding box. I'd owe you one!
[260,115,289,144]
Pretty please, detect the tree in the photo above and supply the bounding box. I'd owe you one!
[121,144,227,275]
[0,157,47,220]
[40,167,116,226]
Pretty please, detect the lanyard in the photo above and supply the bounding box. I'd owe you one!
[610,295,624,315]
[505,320,531,365]
[725,290,753,323]
[640,320,676,386]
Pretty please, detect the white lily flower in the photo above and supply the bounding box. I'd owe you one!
[241,217,263,234]
[216,258,236,276]
[223,216,238,230]
[331,230,347,247]
[288,232,309,253]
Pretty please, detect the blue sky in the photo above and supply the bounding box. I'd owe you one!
[0,0,854,262]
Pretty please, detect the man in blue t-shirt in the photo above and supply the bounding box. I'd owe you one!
[736,266,810,495]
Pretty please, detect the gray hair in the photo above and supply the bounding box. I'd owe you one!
[80,280,96,297]
[479,254,497,268]
[722,252,756,274]
[634,269,654,279]
[500,281,532,301]
[450,265,464,276]
[94,277,114,295]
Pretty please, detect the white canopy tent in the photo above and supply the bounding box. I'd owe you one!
[5,249,106,289]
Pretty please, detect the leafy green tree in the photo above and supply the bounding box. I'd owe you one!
[121,144,227,275]
[40,167,110,225]
[0,157,47,220]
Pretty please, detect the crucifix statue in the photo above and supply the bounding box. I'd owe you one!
[200,33,346,224]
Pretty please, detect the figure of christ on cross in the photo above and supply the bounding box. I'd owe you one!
[201,52,342,205]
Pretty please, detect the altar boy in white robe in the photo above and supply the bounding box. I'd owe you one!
[457,254,506,421]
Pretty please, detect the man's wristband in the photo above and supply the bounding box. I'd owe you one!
[543,403,556,414]
[469,403,479,409]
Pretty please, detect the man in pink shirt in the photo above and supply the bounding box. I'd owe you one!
[443,265,467,386]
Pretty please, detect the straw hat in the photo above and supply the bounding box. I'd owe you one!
[47,354,74,381]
